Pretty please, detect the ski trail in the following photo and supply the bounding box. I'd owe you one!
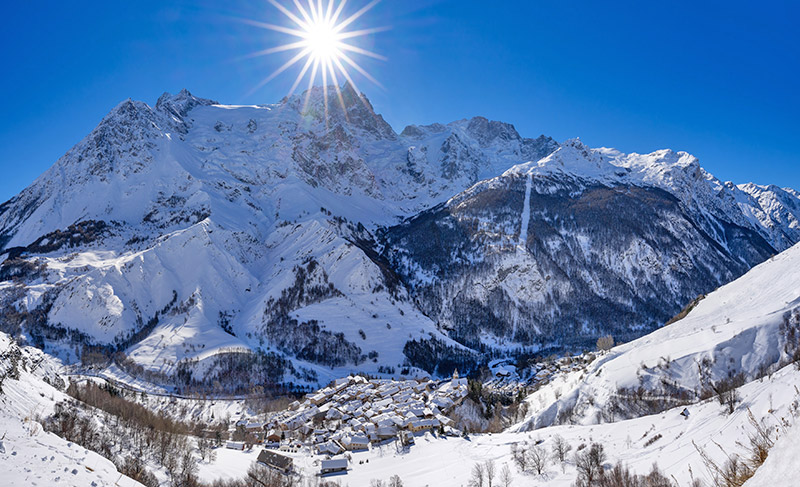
[518,173,532,252]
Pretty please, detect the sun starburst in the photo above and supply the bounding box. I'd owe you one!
[244,0,387,118]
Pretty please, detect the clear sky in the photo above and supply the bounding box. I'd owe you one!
[2,1,798,202]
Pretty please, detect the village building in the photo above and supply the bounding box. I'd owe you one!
[257,450,293,474]
[341,433,369,451]
[265,429,282,443]
[320,458,348,476]
[232,374,469,459]
[225,441,245,451]
[316,440,343,455]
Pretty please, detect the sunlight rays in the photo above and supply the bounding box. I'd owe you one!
[245,0,386,116]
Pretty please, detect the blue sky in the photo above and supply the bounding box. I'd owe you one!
[1,1,798,202]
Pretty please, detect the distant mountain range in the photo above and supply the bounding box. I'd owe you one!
[1,85,798,389]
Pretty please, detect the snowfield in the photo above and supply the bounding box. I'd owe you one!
[518,241,800,431]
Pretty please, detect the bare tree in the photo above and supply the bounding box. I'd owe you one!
[198,437,216,462]
[388,475,404,487]
[574,443,606,487]
[469,462,486,487]
[528,444,547,475]
[552,435,572,472]
[499,464,513,487]
[247,462,283,487]
[596,335,615,351]
[511,443,528,471]
[485,460,496,487]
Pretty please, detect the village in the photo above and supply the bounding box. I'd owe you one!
[225,370,469,477]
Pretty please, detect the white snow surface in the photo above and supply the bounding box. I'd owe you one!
[518,240,800,430]
[0,334,143,487]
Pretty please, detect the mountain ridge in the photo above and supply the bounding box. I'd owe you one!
[0,86,798,390]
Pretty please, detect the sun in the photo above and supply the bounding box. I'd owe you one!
[303,15,342,61]
[243,0,387,117]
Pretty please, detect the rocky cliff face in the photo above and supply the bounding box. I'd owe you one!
[0,87,797,388]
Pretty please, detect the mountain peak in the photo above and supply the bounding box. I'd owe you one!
[287,84,397,140]
[155,89,218,122]
[464,116,522,146]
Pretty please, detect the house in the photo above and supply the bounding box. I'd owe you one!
[257,450,293,474]
[225,441,245,450]
[316,440,343,455]
[309,392,328,405]
[320,458,348,475]
[341,433,369,451]
[431,396,454,410]
[334,377,351,389]
[376,425,397,439]
[435,414,452,427]
[326,408,343,420]
[265,430,282,443]
[408,418,440,433]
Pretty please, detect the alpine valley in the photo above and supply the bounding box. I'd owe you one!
[1,86,799,392]
[4,86,800,487]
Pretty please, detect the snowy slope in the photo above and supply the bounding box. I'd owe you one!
[0,333,144,487]
[280,365,800,487]
[516,240,800,430]
[743,413,800,486]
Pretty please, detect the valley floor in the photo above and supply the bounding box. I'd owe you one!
[197,363,800,486]
[2,343,800,487]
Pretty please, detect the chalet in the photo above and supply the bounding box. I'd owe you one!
[257,450,293,474]
[309,392,328,405]
[341,433,369,451]
[435,414,452,427]
[265,430,282,443]
[316,440,343,455]
[326,408,343,420]
[320,458,348,475]
[408,418,440,433]
[431,396,454,410]
[376,425,397,439]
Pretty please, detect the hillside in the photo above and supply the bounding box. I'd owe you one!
[516,240,800,430]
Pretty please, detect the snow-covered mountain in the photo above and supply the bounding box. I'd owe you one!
[1,85,798,389]
[383,139,797,350]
